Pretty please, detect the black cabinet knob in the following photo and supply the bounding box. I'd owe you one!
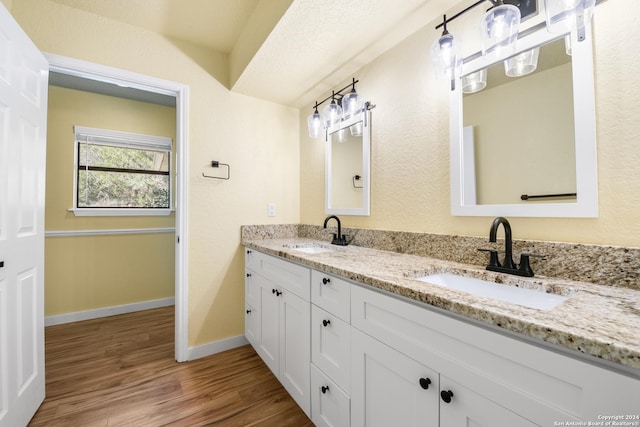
[246,309,251,314]
[321,385,330,394]
[440,390,454,403]
[322,277,331,285]
[246,250,252,254]
[272,289,282,296]
[419,377,431,390]
[246,273,252,277]
[322,319,331,327]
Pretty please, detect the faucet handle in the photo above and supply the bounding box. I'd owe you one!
[477,248,500,268]
[517,253,545,277]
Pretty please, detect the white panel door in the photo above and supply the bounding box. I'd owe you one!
[351,328,439,427]
[0,3,48,427]
[257,274,279,376]
[279,289,310,417]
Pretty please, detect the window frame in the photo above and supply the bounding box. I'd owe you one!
[71,125,174,216]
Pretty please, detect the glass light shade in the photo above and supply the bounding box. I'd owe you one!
[322,101,342,128]
[341,90,363,120]
[461,69,487,93]
[431,32,463,81]
[544,0,596,33]
[480,4,521,61]
[307,111,323,139]
[336,128,349,143]
[350,122,363,137]
[504,47,540,77]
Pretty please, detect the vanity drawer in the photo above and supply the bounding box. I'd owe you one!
[311,270,351,322]
[311,364,350,427]
[312,304,350,393]
[245,249,310,300]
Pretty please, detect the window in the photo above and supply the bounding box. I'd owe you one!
[72,126,173,216]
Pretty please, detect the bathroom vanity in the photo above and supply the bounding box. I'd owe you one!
[242,235,640,426]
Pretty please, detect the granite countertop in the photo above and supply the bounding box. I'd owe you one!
[243,237,640,372]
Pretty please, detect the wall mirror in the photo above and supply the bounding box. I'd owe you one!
[325,110,371,216]
[449,24,598,217]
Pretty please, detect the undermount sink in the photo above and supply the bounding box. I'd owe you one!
[415,273,569,310]
[283,243,333,254]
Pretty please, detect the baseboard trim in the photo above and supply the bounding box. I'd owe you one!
[45,297,175,326]
[187,335,249,361]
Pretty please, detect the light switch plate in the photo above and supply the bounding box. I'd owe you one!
[267,203,276,217]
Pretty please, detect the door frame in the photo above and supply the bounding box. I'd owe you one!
[44,52,190,362]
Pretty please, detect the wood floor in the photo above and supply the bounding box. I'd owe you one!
[29,306,313,427]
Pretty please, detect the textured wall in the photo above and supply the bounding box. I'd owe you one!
[300,0,640,248]
[13,0,300,347]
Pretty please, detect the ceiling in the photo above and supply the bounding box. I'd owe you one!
[49,0,451,108]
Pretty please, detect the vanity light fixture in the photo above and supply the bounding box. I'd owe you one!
[432,0,527,85]
[307,78,372,140]
[433,0,601,90]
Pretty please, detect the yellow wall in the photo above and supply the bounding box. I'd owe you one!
[13,0,300,347]
[45,86,176,315]
[300,0,640,248]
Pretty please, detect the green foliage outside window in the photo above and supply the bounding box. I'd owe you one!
[77,143,170,208]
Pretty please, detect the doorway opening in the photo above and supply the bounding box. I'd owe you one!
[44,53,189,362]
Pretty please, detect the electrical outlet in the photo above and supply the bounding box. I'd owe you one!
[267,203,276,217]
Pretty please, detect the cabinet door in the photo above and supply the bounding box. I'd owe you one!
[439,376,538,427]
[280,289,311,416]
[256,274,279,376]
[312,305,351,393]
[244,270,260,347]
[351,328,439,427]
[311,364,350,427]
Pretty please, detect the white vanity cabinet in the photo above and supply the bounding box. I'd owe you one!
[243,249,311,417]
[244,248,640,426]
[311,271,351,427]
[351,284,640,426]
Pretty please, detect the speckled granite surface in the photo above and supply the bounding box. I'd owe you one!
[241,224,640,371]
[243,224,640,290]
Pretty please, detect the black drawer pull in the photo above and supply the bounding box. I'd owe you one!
[321,385,329,394]
[272,289,282,296]
[322,277,331,285]
[246,309,251,314]
[419,377,431,390]
[246,273,252,277]
[322,319,331,327]
[440,390,454,403]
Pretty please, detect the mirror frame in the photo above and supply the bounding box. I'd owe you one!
[450,24,598,218]
[325,109,371,216]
